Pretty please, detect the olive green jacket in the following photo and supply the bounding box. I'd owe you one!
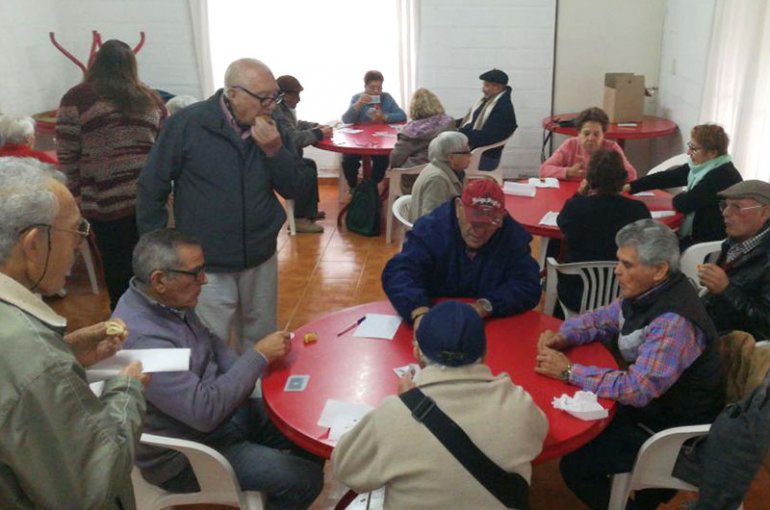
[0,273,146,509]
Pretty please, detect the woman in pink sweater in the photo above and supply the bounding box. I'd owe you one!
[540,107,636,181]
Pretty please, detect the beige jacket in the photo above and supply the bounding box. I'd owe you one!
[332,363,548,510]
[0,273,146,509]
[409,160,464,223]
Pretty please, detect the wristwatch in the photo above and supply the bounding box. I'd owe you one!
[560,363,573,383]
[476,298,493,316]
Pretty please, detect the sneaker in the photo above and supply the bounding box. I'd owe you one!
[313,211,326,220]
[295,218,324,234]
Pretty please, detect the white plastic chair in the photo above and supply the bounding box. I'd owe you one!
[463,134,514,185]
[680,240,723,295]
[385,164,427,243]
[608,425,712,510]
[543,257,619,319]
[80,241,100,295]
[392,194,414,232]
[645,153,689,194]
[285,199,297,236]
[132,433,265,510]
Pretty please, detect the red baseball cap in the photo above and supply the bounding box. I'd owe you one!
[461,179,506,226]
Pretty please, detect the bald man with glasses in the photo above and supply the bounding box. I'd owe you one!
[699,180,770,339]
[138,58,303,352]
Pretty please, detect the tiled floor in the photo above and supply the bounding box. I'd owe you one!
[49,180,769,509]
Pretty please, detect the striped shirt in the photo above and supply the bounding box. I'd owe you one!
[560,299,706,407]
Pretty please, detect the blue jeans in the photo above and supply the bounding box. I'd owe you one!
[161,399,324,510]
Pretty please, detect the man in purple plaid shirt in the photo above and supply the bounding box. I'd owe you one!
[535,219,724,510]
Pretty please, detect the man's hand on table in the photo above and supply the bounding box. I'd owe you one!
[535,346,572,380]
[65,319,128,367]
[254,331,292,362]
[537,330,568,352]
[251,116,282,157]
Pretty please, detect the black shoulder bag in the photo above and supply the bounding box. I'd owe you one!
[399,388,530,509]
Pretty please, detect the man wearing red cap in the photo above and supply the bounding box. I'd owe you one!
[382,179,540,326]
[457,68,517,171]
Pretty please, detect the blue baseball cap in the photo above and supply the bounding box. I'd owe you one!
[416,302,486,366]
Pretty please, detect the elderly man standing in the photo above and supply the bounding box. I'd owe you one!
[138,58,300,350]
[115,228,324,510]
[698,180,770,340]
[333,301,548,509]
[0,157,147,509]
[536,219,724,510]
[382,179,540,325]
[457,69,517,170]
[272,74,333,233]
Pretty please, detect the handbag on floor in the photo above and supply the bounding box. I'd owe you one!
[345,180,381,236]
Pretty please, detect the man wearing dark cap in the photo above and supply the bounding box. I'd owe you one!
[273,74,333,233]
[458,68,518,170]
[382,179,541,326]
[699,179,770,339]
[332,301,547,509]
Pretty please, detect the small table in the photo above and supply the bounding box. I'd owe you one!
[542,114,678,149]
[314,123,399,225]
[262,300,617,463]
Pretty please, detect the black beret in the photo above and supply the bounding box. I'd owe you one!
[479,69,509,85]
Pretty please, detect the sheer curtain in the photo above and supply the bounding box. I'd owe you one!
[187,0,215,99]
[699,0,770,180]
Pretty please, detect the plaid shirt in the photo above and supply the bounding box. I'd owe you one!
[726,225,770,264]
[560,299,706,407]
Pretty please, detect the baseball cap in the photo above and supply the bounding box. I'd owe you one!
[416,302,486,367]
[276,75,303,93]
[479,69,509,86]
[718,180,770,206]
[461,179,506,225]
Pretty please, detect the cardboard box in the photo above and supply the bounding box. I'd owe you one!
[602,73,645,123]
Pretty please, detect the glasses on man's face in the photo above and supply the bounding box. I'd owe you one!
[687,142,703,153]
[451,149,472,155]
[23,218,91,240]
[719,200,766,214]
[164,266,206,281]
[232,85,284,106]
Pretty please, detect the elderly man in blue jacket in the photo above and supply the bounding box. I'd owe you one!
[382,179,540,327]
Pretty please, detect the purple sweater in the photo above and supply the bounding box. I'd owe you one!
[114,281,267,484]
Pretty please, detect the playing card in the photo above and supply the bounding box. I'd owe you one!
[284,375,310,392]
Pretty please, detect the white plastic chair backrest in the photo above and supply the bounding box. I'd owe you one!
[464,134,514,185]
[646,153,689,193]
[607,425,711,510]
[138,433,254,509]
[544,257,619,319]
[392,194,413,229]
[386,164,427,243]
[680,240,723,295]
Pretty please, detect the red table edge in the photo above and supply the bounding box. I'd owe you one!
[542,114,678,140]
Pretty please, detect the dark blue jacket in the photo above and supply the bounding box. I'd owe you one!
[458,86,517,160]
[382,199,540,323]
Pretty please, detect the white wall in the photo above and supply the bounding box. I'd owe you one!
[552,0,667,172]
[0,0,199,117]
[417,0,557,178]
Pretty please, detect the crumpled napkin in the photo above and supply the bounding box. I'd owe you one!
[552,390,609,421]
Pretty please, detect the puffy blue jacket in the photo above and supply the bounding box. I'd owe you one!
[382,199,541,323]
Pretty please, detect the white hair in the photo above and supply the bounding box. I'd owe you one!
[0,158,63,263]
[428,131,468,164]
[166,95,199,115]
[616,219,680,272]
[0,115,35,145]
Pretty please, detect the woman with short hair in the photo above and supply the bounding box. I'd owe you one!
[540,106,637,181]
[57,39,166,308]
[626,123,742,247]
[0,115,58,165]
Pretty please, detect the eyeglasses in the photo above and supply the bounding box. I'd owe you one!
[232,85,284,106]
[22,218,91,240]
[687,142,704,152]
[451,150,472,155]
[164,266,206,281]
[719,200,766,214]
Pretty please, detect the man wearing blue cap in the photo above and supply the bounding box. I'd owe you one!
[457,68,517,170]
[332,301,547,509]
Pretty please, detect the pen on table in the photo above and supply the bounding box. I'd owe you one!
[337,316,366,337]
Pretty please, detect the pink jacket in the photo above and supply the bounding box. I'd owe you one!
[540,138,637,181]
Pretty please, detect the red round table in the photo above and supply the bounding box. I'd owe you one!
[262,300,617,463]
[506,180,683,239]
[543,114,677,148]
[314,123,399,225]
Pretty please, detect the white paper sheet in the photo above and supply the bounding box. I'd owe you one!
[503,182,536,197]
[539,211,560,226]
[353,313,402,340]
[632,191,655,196]
[317,399,373,433]
[338,128,363,134]
[86,348,191,382]
[527,177,560,188]
[651,210,676,219]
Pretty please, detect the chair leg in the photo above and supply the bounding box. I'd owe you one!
[608,473,631,510]
[285,199,297,236]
